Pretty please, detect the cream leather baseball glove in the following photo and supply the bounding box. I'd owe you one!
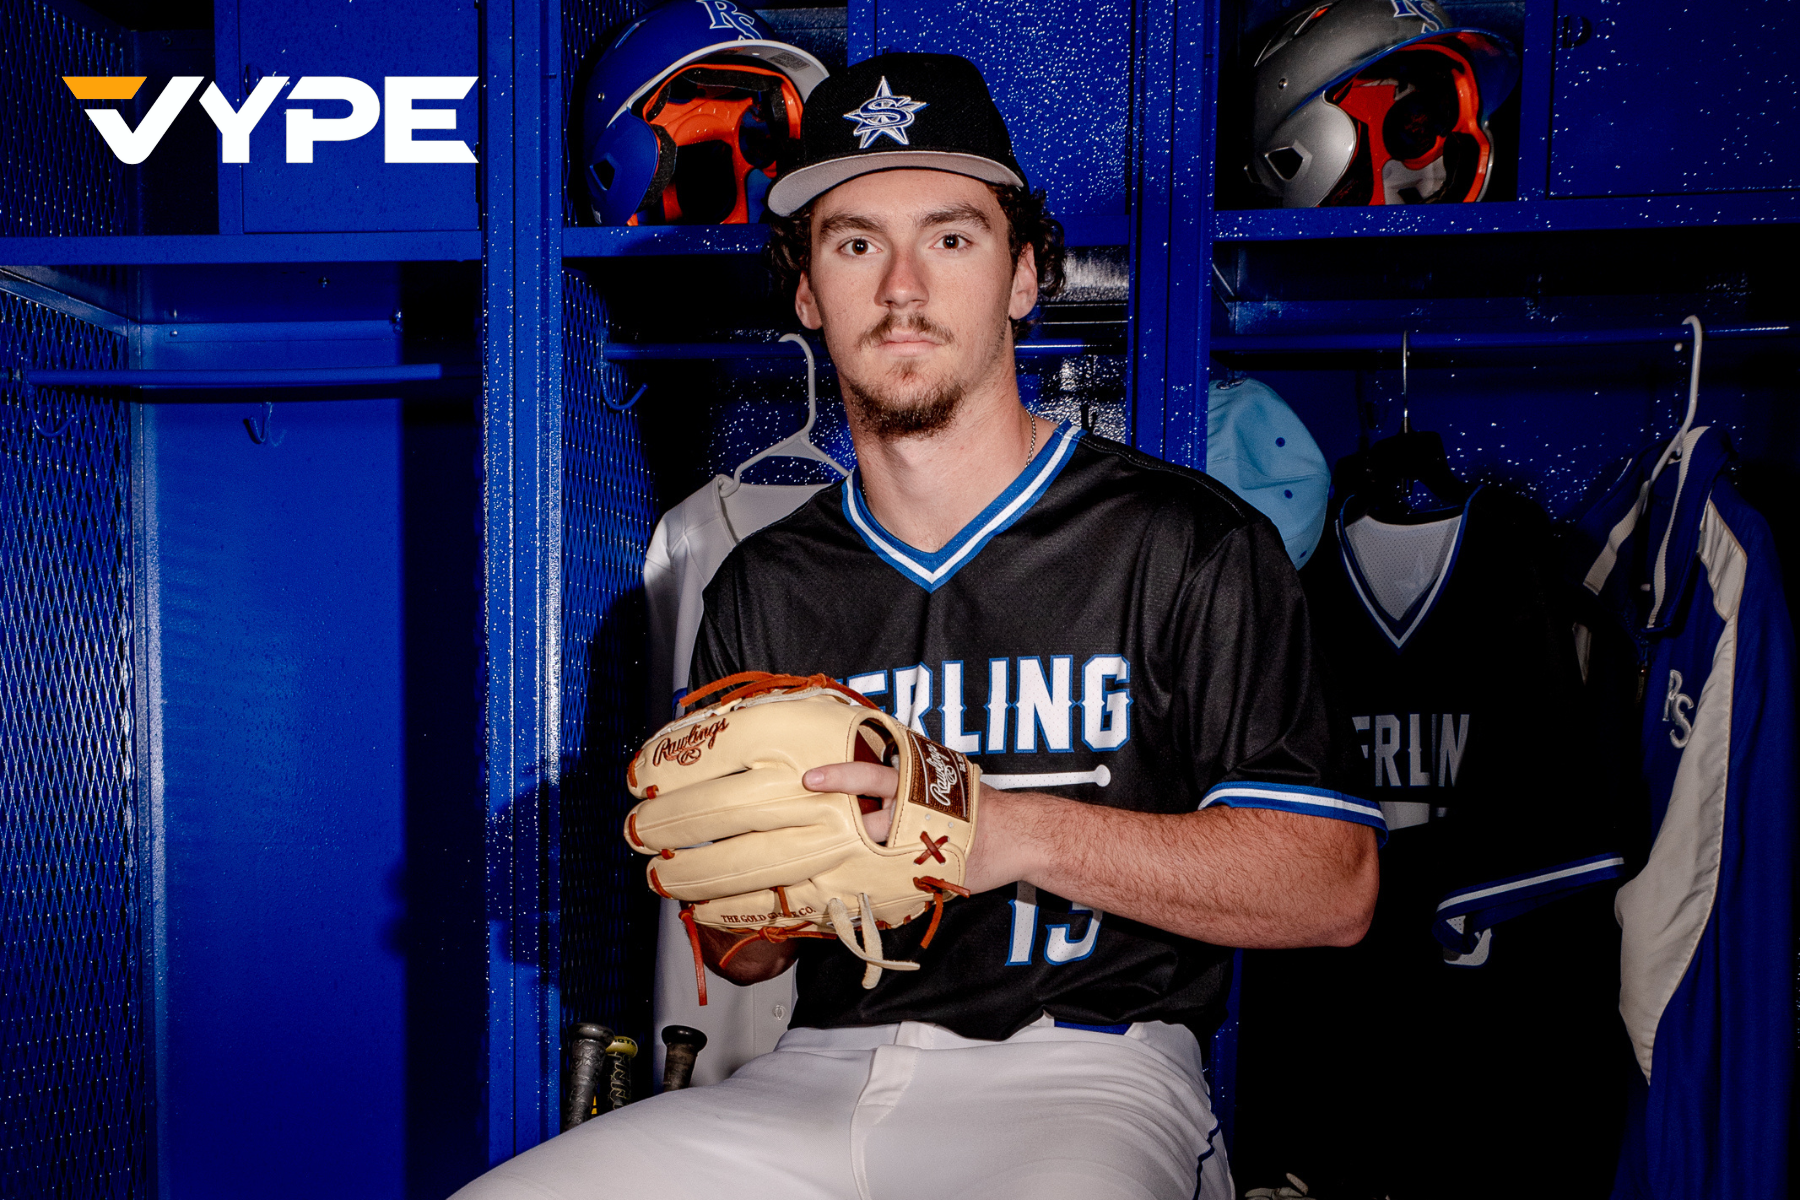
[625,672,980,1002]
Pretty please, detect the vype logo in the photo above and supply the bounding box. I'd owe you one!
[62,75,478,165]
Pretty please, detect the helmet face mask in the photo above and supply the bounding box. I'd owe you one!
[1247,0,1517,208]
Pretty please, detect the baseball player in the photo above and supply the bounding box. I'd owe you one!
[454,52,1381,1200]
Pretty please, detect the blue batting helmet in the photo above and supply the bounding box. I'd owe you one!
[579,0,830,225]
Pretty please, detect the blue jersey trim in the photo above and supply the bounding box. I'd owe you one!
[1052,1019,1130,1034]
[1431,852,1626,952]
[841,421,1083,592]
[1337,487,1479,652]
[1200,781,1389,845]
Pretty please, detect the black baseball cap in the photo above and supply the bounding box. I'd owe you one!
[767,53,1027,216]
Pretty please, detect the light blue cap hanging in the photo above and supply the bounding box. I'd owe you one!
[1205,377,1331,568]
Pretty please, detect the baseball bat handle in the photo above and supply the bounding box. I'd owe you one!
[604,1035,638,1112]
[660,1024,709,1092]
[563,1023,613,1131]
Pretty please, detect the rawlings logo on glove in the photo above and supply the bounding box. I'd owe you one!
[624,671,980,1003]
[921,741,968,813]
[648,716,731,768]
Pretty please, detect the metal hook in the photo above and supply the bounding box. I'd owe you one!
[31,405,77,439]
[1400,330,1411,433]
[605,381,646,412]
[244,400,285,446]
[7,371,75,439]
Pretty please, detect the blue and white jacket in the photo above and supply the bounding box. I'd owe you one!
[1573,425,1796,1200]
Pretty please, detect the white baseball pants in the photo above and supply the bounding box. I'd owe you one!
[450,1015,1230,1200]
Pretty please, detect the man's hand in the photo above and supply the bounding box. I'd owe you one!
[802,762,1377,949]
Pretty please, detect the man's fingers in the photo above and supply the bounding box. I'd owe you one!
[803,761,898,799]
[862,800,895,844]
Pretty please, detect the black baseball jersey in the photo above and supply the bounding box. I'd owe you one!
[1305,484,1625,936]
[692,423,1381,1042]
[1233,484,1630,1200]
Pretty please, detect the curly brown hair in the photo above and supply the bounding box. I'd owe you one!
[764,181,1066,343]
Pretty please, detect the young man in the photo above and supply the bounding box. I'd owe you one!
[454,53,1379,1200]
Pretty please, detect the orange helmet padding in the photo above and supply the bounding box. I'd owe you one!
[628,62,804,225]
[1325,41,1493,206]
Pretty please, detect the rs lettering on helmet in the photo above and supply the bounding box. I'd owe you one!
[695,0,759,39]
[1391,0,1443,31]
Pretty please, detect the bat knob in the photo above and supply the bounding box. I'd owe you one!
[662,1024,708,1050]
[660,1024,708,1093]
[562,1024,615,1132]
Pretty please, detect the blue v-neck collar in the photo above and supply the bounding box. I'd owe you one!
[1338,486,1479,651]
[843,421,1084,592]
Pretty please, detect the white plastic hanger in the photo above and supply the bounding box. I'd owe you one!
[1648,314,1705,484]
[1580,315,1710,601]
[1401,328,1410,432]
[721,333,849,495]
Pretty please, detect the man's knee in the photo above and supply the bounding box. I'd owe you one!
[446,1098,692,1200]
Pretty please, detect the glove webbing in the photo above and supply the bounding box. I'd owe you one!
[691,873,973,1003]
[678,670,880,712]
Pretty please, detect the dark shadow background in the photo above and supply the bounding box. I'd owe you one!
[397,264,487,1200]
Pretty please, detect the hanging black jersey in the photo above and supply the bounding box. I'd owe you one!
[1305,484,1624,939]
[1232,484,1630,1200]
[692,423,1382,1043]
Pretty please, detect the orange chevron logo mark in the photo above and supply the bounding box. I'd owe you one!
[63,77,146,100]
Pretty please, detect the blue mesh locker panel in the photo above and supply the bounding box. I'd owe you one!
[559,268,657,1043]
[0,0,130,236]
[0,292,143,1198]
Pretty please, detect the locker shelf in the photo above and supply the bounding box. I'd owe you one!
[22,363,475,388]
[1213,192,1800,241]
[0,231,482,265]
[1212,322,1797,355]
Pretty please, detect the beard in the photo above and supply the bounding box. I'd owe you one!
[838,312,967,439]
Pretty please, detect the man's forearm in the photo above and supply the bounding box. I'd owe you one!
[969,789,1378,948]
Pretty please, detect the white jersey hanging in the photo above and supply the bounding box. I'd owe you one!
[644,474,823,1088]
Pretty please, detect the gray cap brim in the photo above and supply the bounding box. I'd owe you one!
[767,150,1026,216]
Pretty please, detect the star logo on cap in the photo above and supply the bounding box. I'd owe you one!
[843,77,928,149]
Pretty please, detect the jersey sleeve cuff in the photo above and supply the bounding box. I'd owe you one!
[1199,782,1388,845]
[1432,852,1627,952]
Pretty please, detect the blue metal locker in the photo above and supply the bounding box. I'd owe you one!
[2,0,1795,1195]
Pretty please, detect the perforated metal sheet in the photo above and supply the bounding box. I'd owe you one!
[0,0,130,237]
[0,293,144,1198]
[559,268,657,1041]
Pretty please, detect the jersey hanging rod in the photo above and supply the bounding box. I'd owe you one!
[602,339,1110,361]
[1212,322,1795,354]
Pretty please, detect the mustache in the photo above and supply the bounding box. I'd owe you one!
[858,312,955,350]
